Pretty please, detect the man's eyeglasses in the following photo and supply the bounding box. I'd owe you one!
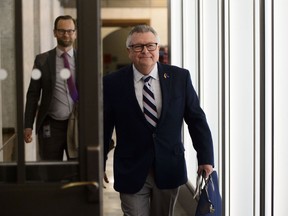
[56,29,76,35]
[128,43,158,52]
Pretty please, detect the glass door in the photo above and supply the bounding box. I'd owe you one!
[0,0,103,215]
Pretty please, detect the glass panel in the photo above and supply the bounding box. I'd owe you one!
[23,0,77,163]
[0,0,82,183]
[0,1,17,164]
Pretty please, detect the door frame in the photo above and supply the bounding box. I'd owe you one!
[0,0,103,215]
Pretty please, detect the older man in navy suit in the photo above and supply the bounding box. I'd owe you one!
[103,25,214,216]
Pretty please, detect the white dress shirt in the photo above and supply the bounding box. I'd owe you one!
[48,47,75,120]
[133,64,162,118]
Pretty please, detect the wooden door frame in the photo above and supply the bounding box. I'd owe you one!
[102,19,150,27]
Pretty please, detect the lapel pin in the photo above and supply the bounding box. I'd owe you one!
[164,73,169,79]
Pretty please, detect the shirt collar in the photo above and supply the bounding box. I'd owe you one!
[56,47,74,58]
[133,63,159,82]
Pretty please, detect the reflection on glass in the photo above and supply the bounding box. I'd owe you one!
[0,0,17,164]
[31,68,41,80]
[0,0,78,182]
[0,69,8,80]
[24,15,78,161]
[0,68,16,163]
[60,68,71,80]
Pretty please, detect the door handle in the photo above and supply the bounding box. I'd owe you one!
[62,181,99,203]
[61,181,99,189]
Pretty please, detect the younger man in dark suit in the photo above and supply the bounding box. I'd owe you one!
[24,15,78,160]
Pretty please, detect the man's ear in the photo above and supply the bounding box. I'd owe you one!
[127,48,132,57]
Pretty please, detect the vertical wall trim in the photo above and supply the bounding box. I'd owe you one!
[219,0,226,215]
[167,0,171,64]
[197,0,201,96]
[253,0,256,215]
[226,0,231,215]
[271,0,274,214]
[181,0,184,68]
[259,0,266,215]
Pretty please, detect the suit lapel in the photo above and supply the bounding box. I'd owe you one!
[125,65,145,117]
[157,63,172,124]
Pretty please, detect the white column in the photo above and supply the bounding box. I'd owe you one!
[229,0,255,215]
[273,0,288,215]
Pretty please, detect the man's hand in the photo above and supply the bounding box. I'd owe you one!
[24,128,33,143]
[197,164,213,178]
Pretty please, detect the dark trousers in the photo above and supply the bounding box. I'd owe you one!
[38,116,69,161]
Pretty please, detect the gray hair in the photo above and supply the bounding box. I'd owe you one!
[126,25,160,48]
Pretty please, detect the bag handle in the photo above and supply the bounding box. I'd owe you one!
[193,170,212,199]
[194,170,216,214]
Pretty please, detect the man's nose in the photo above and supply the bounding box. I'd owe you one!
[141,45,149,53]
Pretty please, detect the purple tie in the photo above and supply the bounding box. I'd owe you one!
[62,52,78,102]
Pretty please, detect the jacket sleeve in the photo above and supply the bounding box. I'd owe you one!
[103,74,116,171]
[183,71,214,166]
[24,55,44,129]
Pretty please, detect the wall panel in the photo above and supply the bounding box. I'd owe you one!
[273,0,288,215]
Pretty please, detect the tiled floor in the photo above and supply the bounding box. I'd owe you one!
[103,149,189,216]
[103,149,122,215]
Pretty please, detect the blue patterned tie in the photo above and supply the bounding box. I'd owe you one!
[143,76,158,128]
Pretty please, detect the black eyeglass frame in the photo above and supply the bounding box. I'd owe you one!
[128,43,158,52]
[56,29,76,35]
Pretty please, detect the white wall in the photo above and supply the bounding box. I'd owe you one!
[229,1,255,214]
[273,0,288,215]
[170,0,287,215]
[170,0,221,189]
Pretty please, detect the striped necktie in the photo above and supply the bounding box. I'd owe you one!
[143,76,158,128]
[62,52,78,102]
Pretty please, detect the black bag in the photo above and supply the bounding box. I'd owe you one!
[194,171,222,216]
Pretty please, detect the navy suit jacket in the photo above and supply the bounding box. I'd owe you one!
[103,62,214,194]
